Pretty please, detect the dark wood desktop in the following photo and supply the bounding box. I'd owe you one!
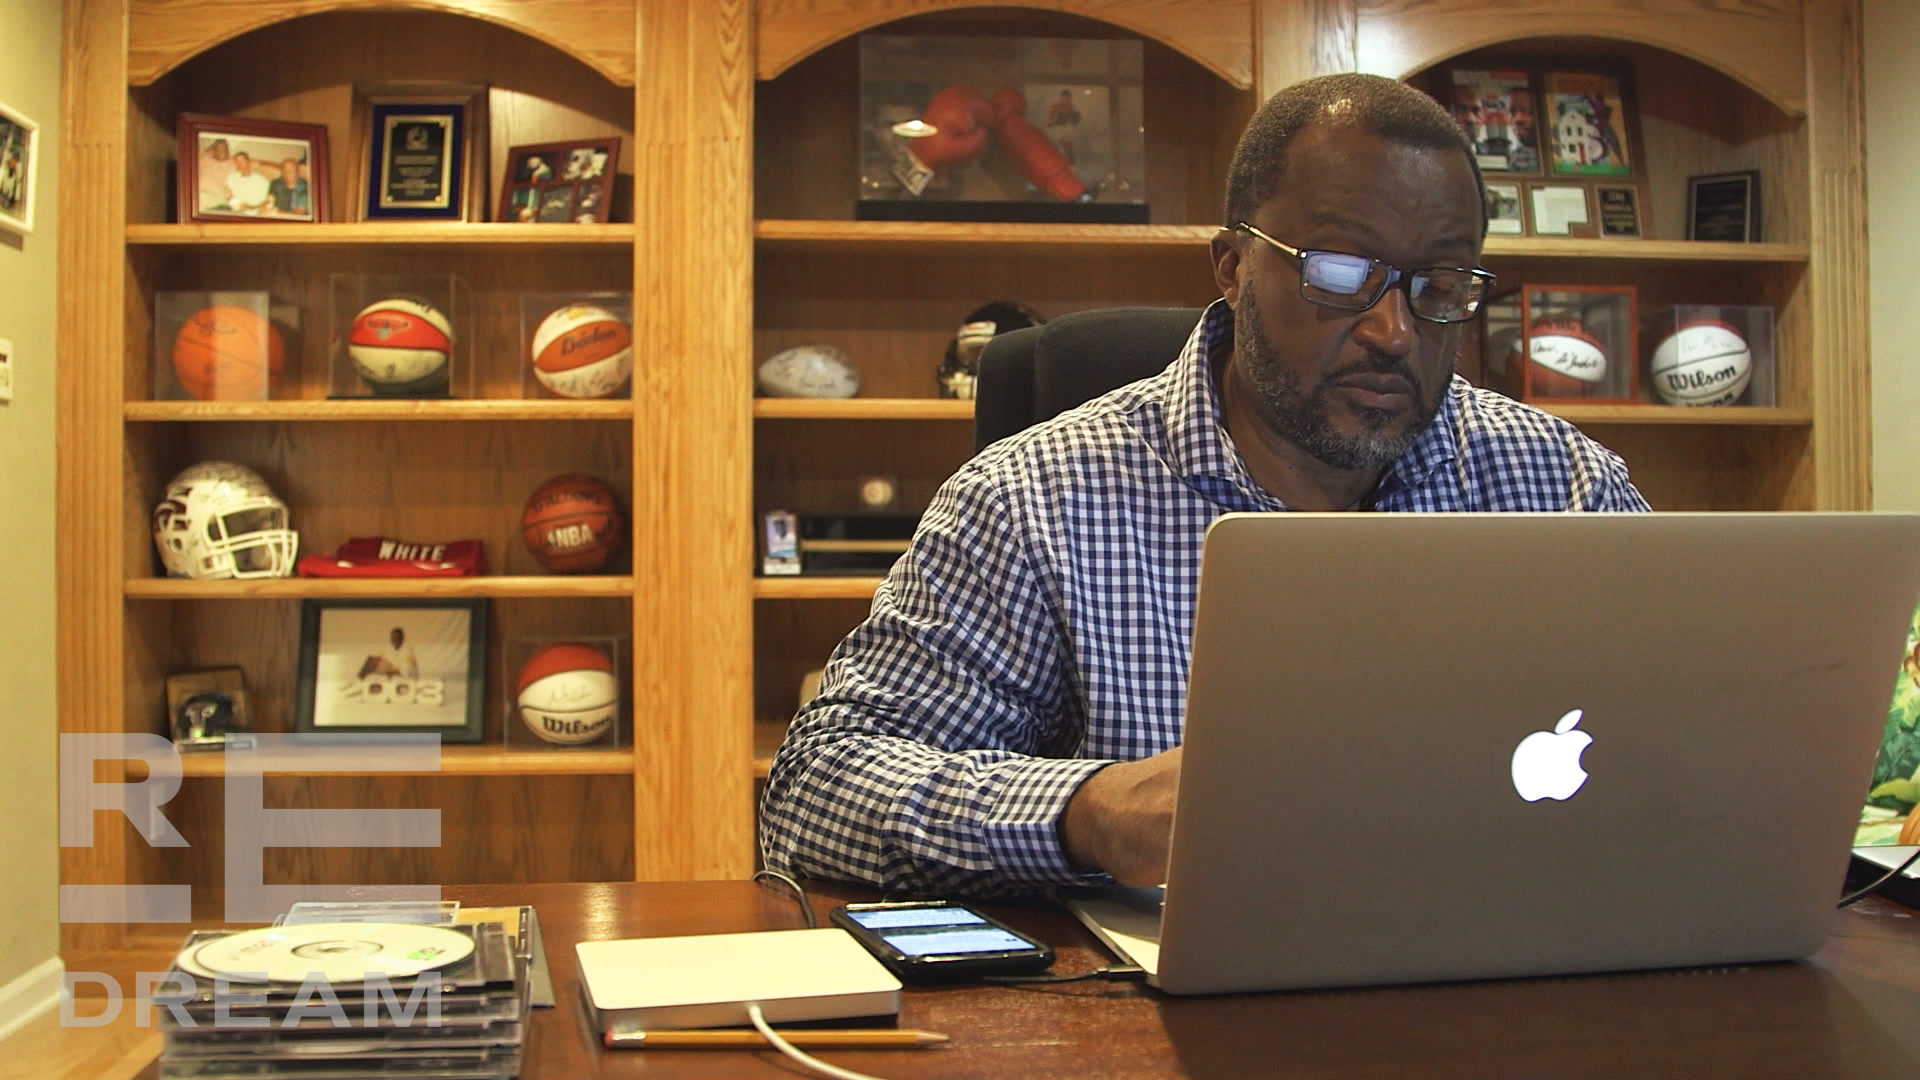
[140,879,1920,1078]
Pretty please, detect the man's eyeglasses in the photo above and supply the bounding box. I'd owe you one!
[1233,222,1495,325]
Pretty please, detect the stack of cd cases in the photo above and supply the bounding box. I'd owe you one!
[153,919,530,1080]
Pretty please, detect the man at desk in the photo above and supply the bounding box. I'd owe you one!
[759,73,1649,897]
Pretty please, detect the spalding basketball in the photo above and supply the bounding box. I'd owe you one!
[1525,318,1608,397]
[521,473,624,573]
[1650,320,1752,406]
[516,642,618,745]
[173,305,285,401]
[531,304,632,399]
[348,296,453,397]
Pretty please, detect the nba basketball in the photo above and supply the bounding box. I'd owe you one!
[173,305,285,401]
[1524,318,1608,397]
[1650,320,1752,406]
[348,296,453,397]
[530,304,632,399]
[516,642,618,745]
[521,473,624,573]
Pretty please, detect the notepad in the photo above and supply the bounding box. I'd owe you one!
[575,928,903,1031]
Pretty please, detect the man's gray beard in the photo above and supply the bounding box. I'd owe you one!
[1233,289,1440,471]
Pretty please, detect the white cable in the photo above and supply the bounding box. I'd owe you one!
[745,1003,901,1080]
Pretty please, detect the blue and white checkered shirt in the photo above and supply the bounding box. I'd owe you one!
[759,299,1649,896]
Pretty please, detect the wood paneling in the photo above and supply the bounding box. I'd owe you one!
[1351,0,1808,116]
[1257,0,1359,97]
[1805,0,1870,510]
[755,0,1256,88]
[127,0,639,87]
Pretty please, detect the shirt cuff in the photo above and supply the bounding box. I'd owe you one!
[981,756,1116,886]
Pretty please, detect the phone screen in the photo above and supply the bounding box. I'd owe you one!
[841,905,1037,956]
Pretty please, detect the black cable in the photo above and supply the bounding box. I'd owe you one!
[752,868,818,928]
[1837,846,1920,908]
[982,965,1144,985]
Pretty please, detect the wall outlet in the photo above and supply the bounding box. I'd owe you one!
[0,337,13,403]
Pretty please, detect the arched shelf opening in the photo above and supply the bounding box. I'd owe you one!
[754,6,1255,226]
[756,0,1253,90]
[129,0,636,88]
[126,9,635,227]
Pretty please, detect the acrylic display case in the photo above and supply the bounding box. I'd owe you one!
[327,272,473,399]
[1483,284,1639,403]
[518,291,634,399]
[153,290,299,401]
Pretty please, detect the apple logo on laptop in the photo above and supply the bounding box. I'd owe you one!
[1510,708,1593,802]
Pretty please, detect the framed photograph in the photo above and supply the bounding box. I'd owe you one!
[1688,170,1761,243]
[165,666,255,752]
[1483,182,1526,236]
[0,99,40,235]
[1527,183,1594,237]
[1544,71,1636,178]
[497,137,619,224]
[352,83,489,221]
[294,598,488,742]
[1448,69,1541,175]
[176,112,330,224]
[1596,184,1644,238]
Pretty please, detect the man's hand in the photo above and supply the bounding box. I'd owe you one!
[1060,746,1182,885]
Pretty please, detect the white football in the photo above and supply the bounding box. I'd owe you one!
[756,344,860,399]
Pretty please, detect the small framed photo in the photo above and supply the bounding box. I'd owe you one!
[352,83,489,221]
[497,138,619,224]
[1687,170,1761,242]
[1447,68,1541,175]
[0,98,40,235]
[1595,184,1644,238]
[762,509,801,576]
[165,666,255,751]
[294,598,488,742]
[1527,183,1594,237]
[1483,182,1526,236]
[1544,71,1637,178]
[176,113,330,224]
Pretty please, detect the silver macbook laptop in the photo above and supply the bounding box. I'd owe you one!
[1069,512,1920,995]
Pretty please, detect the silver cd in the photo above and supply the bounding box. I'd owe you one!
[184,922,475,984]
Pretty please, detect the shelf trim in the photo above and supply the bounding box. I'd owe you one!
[126,400,635,422]
[178,745,636,778]
[754,398,973,421]
[125,576,635,599]
[125,222,636,247]
[754,577,884,600]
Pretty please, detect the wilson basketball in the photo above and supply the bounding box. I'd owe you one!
[521,473,624,573]
[516,642,618,745]
[530,304,632,399]
[1524,317,1608,398]
[172,305,285,401]
[1650,320,1752,406]
[348,296,452,397]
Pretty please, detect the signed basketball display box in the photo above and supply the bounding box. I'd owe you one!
[502,635,629,748]
[856,34,1147,223]
[1483,284,1639,404]
[518,291,634,400]
[153,290,299,401]
[327,272,473,399]
[1643,303,1775,408]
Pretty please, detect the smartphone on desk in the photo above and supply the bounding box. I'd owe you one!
[829,900,1055,982]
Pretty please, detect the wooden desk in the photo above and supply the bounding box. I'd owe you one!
[137,881,1920,1078]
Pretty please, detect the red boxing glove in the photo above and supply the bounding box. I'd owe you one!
[908,84,994,170]
[987,87,1086,201]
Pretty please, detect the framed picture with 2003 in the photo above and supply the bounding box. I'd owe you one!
[294,597,488,742]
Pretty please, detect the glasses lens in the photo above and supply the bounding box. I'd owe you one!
[1299,252,1381,307]
[1407,270,1485,323]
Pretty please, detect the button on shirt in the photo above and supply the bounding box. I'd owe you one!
[759,299,1650,896]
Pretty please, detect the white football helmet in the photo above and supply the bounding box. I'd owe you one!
[153,462,299,579]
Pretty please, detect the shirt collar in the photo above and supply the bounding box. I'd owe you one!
[1163,299,1462,504]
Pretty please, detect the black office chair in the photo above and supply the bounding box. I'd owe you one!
[973,306,1205,452]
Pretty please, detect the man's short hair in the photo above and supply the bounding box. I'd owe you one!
[1223,72,1486,234]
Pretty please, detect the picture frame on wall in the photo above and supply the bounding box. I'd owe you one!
[0,98,40,236]
[1595,184,1645,238]
[1447,68,1541,175]
[497,137,620,224]
[1544,71,1636,179]
[1687,170,1762,242]
[352,83,489,221]
[294,597,488,742]
[1527,183,1594,237]
[176,112,330,224]
[1484,182,1526,236]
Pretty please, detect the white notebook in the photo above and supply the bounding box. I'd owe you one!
[576,928,902,1031]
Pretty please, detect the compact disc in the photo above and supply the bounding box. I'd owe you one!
[186,922,474,984]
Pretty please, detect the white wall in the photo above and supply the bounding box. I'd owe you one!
[1868,0,1920,509]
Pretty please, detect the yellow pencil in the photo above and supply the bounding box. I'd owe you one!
[604,1027,949,1050]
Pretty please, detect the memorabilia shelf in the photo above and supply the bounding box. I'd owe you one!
[175,744,636,779]
[125,222,635,248]
[754,398,973,421]
[125,400,635,421]
[754,577,885,600]
[124,576,637,599]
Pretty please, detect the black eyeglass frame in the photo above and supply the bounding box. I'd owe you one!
[1232,222,1496,325]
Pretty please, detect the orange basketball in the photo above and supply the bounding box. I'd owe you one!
[520,473,625,573]
[172,305,285,401]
